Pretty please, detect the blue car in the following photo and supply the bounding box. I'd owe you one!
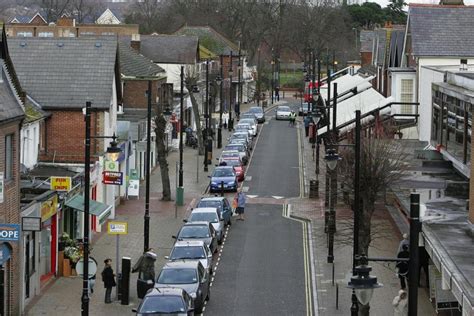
[209,166,238,193]
[197,196,233,226]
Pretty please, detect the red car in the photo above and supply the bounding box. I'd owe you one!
[220,158,245,181]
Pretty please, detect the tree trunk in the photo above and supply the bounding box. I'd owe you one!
[187,87,205,155]
[154,114,171,201]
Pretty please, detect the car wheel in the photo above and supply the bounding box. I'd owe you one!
[206,289,210,301]
[195,299,203,314]
[227,217,232,226]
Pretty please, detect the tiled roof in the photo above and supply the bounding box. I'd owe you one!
[10,15,31,24]
[118,42,165,78]
[388,30,405,67]
[409,5,474,57]
[0,60,24,123]
[122,35,199,64]
[375,29,387,66]
[174,26,238,56]
[24,96,49,124]
[359,30,374,53]
[9,37,118,110]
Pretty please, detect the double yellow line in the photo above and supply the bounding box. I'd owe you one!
[282,204,314,316]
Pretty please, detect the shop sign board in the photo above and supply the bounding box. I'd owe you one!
[105,160,119,172]
[0,224,20,242]
[107,221,128,235]
[102,171,123,185]
[41,195,58,222]
[0,172,3,203]
[22,217,41,231]
[50,177,72,192]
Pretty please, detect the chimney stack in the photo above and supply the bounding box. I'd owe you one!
[131,34,141,52]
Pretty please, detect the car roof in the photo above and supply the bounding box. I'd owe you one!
[222,150,239,153]
[215,166,235,170]
[191,207,218,213]
[249,107,263,111]
[239,118,255,123]
[162,260,201,269]
[173,240,206,247]
[146,287,186,297]
[278,105,290,110]
[183,221,211,227]
[200,196,226,202]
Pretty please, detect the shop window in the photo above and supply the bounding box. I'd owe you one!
[38,32,54,37]
[5,134,13,181]
[17,31,33,37]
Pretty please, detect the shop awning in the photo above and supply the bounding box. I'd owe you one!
[65,195,112,225]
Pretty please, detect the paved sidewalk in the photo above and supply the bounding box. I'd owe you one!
[290,119,437,316]
[25,100,285,316]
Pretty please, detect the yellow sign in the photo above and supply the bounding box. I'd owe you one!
[107,221,128,235]
[41,195,58,222]
[50,177,72,192]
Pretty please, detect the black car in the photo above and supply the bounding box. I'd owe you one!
[132,287,194,315]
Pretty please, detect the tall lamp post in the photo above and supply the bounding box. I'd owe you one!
[178,66,184,205]
[218,55,224,148]
[271,50,275,105]
[82,101,121,315]
[228,52,234,130]
[204,59,210,172]
[144,80,153,251]
[237,50,241,118]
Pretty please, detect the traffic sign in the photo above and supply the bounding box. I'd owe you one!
[107,221,128,235]
[75,257,98,278]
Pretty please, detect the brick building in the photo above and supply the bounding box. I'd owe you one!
[0,27,26,315]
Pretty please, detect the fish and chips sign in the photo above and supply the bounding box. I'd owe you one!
[50,177,72,192]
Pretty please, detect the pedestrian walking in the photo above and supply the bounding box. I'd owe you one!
[397,233,409,253]
[289,111,296,127]
[223,111,229,129]
[101,258,116,304]
[303,115,312,137]
[234,188,246,221]
[396,244,409,289]
[132,248,157,281]
[392,289,408,316]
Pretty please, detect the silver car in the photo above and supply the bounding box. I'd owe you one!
[187,207,224,243]
[248,106,265,123]
[275,105,292,120]
[238,118,258,136]
[166,240,214,274]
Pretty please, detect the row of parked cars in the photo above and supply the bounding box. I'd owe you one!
[133,106,266,315]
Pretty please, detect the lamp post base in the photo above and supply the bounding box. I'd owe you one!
[176,187,184,206]
[217,127,222,148]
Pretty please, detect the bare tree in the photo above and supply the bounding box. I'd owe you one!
[184,65,205,156]
[33,0,72,22]
[70,0,104,24]
[154,108,172,201]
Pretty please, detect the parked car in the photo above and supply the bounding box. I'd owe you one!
[219,150,241,162]
[132,287,194,316]
[240,112,257,120]
[248,106,265,123]
[229,132,252,150]
[209,166,238,193]
[166,240,213,274]
[235,123,255,137]
[238,118,258,136]
[155,261,210,314]
[196,196,232,226]
[298,102,311,116]
[187,207,224,244]
[173,221,218,254]
[219,157,245,182]
[275,105,292,120]
[224,144,248,164]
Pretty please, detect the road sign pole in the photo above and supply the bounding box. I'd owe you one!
[116,234,120,300]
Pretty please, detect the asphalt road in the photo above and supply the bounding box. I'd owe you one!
[204,103,309,315]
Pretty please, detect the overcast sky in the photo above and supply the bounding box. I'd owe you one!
[374,0,474,8]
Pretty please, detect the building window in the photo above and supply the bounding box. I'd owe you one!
[400,79,414,113]
[5,134,13,180]
[38,32,54,37]
[17,32,33,37]
[79,32,95,36]
[101,32,115,36]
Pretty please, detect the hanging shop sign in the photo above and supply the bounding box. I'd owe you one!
[0,224,20,242]
[50,176,72,192]
[105,160,119,172]
[22,217,42,231]
[102,171,123,185]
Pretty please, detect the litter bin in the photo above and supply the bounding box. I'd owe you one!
[309,179,319,199]
[176,186,184,206]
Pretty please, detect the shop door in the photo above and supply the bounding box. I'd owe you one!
[40,222,52,281]
[0,266,4,316]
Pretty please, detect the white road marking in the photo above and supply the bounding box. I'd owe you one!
[242,186,249,192]
[272,195,284,199]
[246,195,258,198]
[245,175,252,181]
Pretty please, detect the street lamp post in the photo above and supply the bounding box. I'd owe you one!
[237,45,242,119]
[218,55,224,148]
[271,50,275,105]
[144,80,153,251]
[204,60,210,172]
[228,52,234,130]
[179,66,184,188]
[328,82,338,263]
[82,101,121,315]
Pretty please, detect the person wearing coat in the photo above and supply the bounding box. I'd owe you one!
[132,248,157,281]
[101,258,116,304]
[392,289,408,316]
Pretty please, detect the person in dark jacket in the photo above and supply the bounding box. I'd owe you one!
[101,258,116,304]
[132,248,157,281]
[396,245,409,289]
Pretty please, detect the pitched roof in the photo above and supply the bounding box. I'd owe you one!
[388,30,405,67]
[10,15,31,24]
[24,96,49,124]
[118,42,165,78]
[359,30,374,53]
[0,60,24,123]
[174,26,238,56]
[409,5,474,57]
[9,37,118,110]
[122,35,199,64]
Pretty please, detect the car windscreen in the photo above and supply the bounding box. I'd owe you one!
[170,246,206,260]
[189,212,219,223]
[221,152,239,159]
[249,107,263,113]
[278,106,290,111]
[212,168,235,177]
[225,145,244,151]
[197,200,223,212]
[239,119,255,125]
[157,268,198,284]
[178,226,210,238]
[232,133,247,139]
[140,295,186,314]
[222,159,240,167]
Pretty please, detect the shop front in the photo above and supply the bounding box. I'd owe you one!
[0,224,19,316]
[39,195,58,285]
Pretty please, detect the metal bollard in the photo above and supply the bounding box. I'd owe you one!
[121,257,131,305]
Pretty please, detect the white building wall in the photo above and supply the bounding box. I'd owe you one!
[20,121,40,169]
[417,58,474,141]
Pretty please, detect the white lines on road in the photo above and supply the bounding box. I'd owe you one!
[272,195,284,199]
[245,175,252,181]
[247,194,258,198]
[242,186,249,192]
